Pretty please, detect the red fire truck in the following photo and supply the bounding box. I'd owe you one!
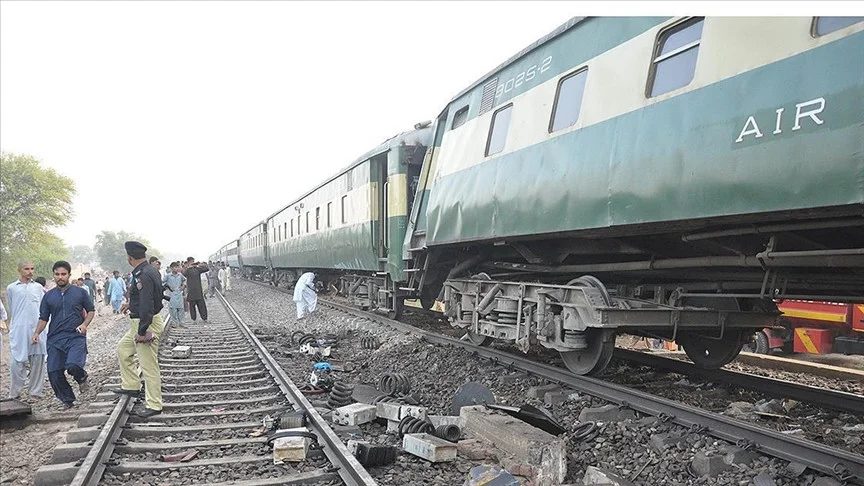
[746,301,864,355]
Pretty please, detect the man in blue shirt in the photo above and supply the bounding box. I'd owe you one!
[31,261,95,408]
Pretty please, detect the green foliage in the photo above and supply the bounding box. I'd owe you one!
[0,152,75,287]
[68,244,96,265]
[94,230,161,273]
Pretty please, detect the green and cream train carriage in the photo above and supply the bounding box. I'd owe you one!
[234,126,431,316]
[401,16,864,374]
[224,15,862,375]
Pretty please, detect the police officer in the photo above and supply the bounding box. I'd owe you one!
[113,241,165,418]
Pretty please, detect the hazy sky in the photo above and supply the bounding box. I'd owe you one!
[1,2,858,260]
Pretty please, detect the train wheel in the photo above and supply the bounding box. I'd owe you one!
[742,331,769,354]
[466,330,492,346]
[560,328,616,375]
[678,330,745,369]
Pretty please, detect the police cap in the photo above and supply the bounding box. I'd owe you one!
[124,241,147,259]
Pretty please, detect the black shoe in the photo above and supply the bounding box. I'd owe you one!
[135,408,162,418]
[63,402,75,409]
[111,388,142,397]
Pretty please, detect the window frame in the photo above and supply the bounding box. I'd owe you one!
[306,212,310,233]
[315,207,321,230]
[484,103,514,157]
[327,202,332,228]
[811,16,864,37]
[645,16,704,99]
[451,105,469,130]
[341,195,348,224]
[548,67,589,133]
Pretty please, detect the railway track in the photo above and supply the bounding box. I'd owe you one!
[61,294,375,486]
[241,279,864,483]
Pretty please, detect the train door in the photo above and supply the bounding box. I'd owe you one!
[375,154,389,268]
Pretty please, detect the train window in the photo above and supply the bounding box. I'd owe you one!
[813,17,864,36]
[549,69,588,132]
[316,207,321,230]
[284,222,287,240]
[451,105,469,129]
[327,202,332,227]
[341,195,348,224]
[647,17,704,97]
[485,104,513,156]
[278,225,281,241]
[306,212,310,233]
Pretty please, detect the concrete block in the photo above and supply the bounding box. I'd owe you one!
[171,345,192,358]
[66,426,101,443]
[457,439,498,461]
[77,413,110,428]
[272,428,309,463]
[386,419,400,433]
[33,463,77,486]
[582,465,637,485]
[578,405,636,423]
[48,443,90,464]
[499,373,528,384]
[650,433,688,452]
[723,446,757,465]
[465,465,520,486]
[527,384,561,399]
[376,402,426,422]
[811,478,843,486]
[376,402,402,421]
[402,433,457,463]
[691,451,729,477]
[332,403,377,426]
[460,405,565,486]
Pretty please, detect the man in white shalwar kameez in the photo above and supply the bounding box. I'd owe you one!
[224,265,232,291]
[5,261,48,399]
[293,272,317,319]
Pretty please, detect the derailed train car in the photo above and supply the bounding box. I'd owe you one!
[218,16,864,375]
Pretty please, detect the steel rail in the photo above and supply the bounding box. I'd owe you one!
[217,291,377,486]
[314,297,864,484]
[612,348,864,415]
[68,395,133,486]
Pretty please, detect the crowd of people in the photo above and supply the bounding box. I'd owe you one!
[0,243,235,419]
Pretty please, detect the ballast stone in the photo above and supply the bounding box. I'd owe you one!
[171,345,192,358]
[578,404,636,423]
[582,465,638,485]
[691,451,730,477]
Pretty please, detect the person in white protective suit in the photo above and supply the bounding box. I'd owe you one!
[293,272,317,319]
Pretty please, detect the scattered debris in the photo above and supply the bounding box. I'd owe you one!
[402,433,457,462]
[462,465,520,486]
[160,449,198,462]
[170,345,192,358]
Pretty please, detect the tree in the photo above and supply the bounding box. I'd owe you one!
[94,231,161,273]
[68,244,96,266]
[0,152,75,286]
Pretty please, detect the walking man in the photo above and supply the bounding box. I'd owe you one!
[6,261,48,400]
[114,241,165,418]
[163,262,186,325]
[108,270,126,313]
[32,261,94,408]
[293,272,318,319]
[224,263,232,292]
[218,263,227,293]
[207,263,221,298]
[82,273,97,303]
[183,258,208,323]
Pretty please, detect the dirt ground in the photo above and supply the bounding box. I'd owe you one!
[0,300,131,485]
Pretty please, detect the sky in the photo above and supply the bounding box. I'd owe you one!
[1,1,861,261]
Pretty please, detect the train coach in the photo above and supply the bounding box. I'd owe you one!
[218,16,864,375]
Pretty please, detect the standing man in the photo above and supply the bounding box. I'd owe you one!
[149,257,165,281]
[206,262,220,298]
[217,263,227,295]
[183,258,208,323]
[114,241,164,418]
[82,273,97,304]
[293,272,318,319]
[163,262,186,325]
[108,270,126,313]
[31,261,94,409]
[224,263,232,292]
[6,261,48,400]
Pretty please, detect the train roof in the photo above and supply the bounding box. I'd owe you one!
[447,16,588,106]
